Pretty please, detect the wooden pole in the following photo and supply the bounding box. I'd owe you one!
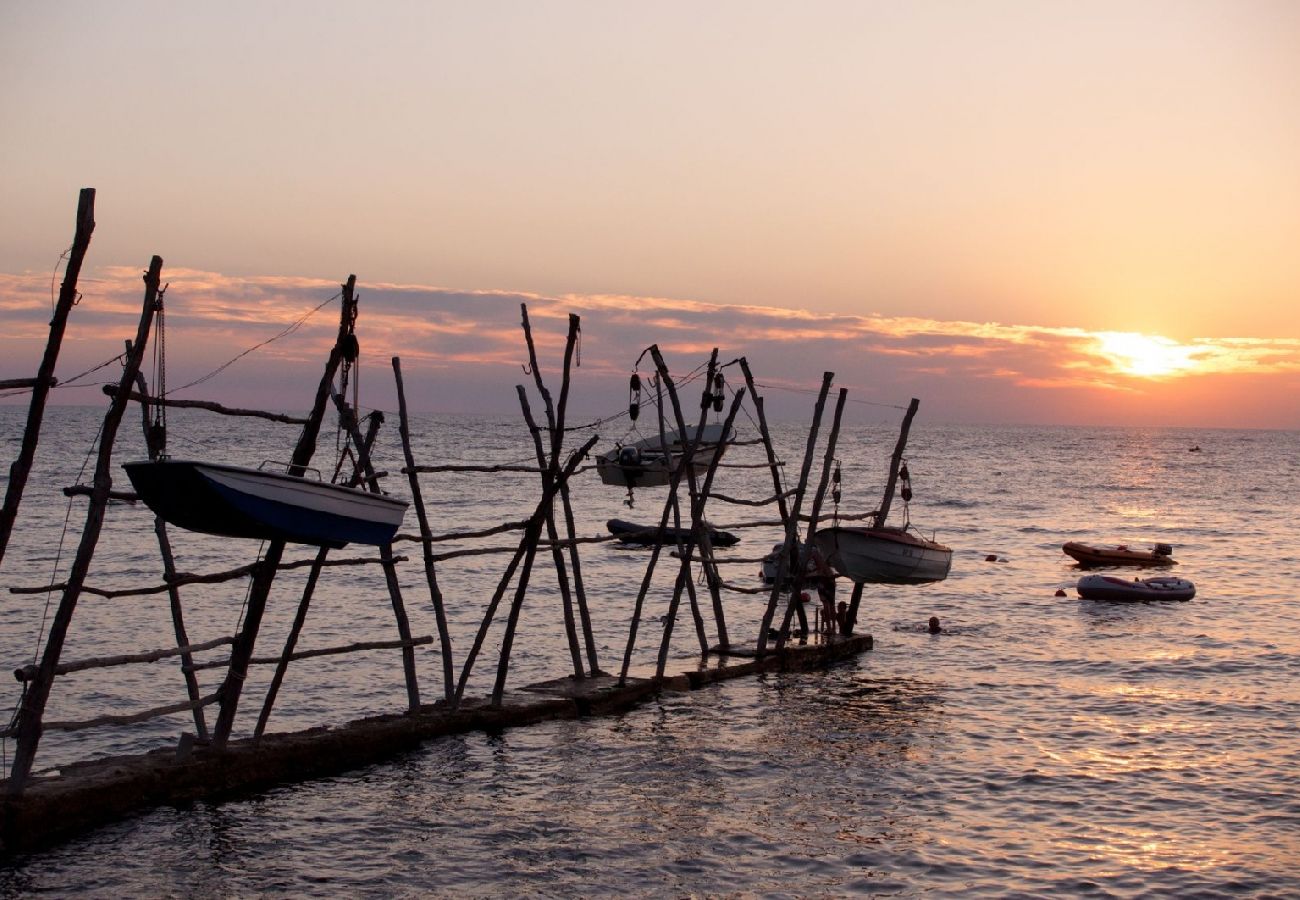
[519,308,596,675]
[756,372,833,655]
[517,387,584,676]
[212,276,356,750]
[332,397,421,713]
[776,387,848,641]
[656,386,747,677]
[130,365,209,740]
[0,188,95,570]
[254,545,327,739]
[392,357,455,700]
[617,348,717,684]
[255,410,387,737]
[7,255,160,794]
[452,436,597,704]
[650,347,725,642]
[875,398,920,528]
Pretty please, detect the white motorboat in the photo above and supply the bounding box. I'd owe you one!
[812,526,952,586]
[596,423,732,488]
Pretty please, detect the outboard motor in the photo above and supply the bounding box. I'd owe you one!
[618,446,642,469]
[1154,543,1174,557]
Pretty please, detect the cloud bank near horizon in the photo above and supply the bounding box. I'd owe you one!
[2,267,1297,429]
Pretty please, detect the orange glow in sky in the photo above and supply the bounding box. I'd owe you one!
[1,3,1297,428]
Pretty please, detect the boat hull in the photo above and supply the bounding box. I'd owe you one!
[596,424,731,488]
[1063,541,1176,567]
[1076,574,1195,602]
[123,459,408,548]
[606,518,739,547]
[812,526,952,585]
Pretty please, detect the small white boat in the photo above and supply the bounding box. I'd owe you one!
[123,458,408,548]
[1076,574,1196,602]
[596,423,733,488]
[812,526,952,586]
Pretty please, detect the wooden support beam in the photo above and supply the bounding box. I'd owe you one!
[519,307,597,676]
[2,693,223,737]
[101,386,308,424]
[393,357,456,701]
[211,275,357,751]
[330,393,421,713]
[192,636,434,674]
[12,636,234,683]
[777,387,848,641]
[0,377,57,391]
[0,188,95,570]
[756,372,833,655]
[7,254,161,795]
[876,398,920,528]
[453,435,597,706]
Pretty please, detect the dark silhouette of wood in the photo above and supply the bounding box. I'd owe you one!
[519,307,597,675]
[876,398,920,528]
[7,255,161,794]
[757,372,833,655]
[392,357,455,701]
[101,386,308,423]
[777,388,848,641]
[517,387,584,676]
[12,635,234,683]
[212,275,358,750]
[452,435,597,706]
[130,365,208,739]
[0,188,95,570]
[331,396,421,713]
[657,386,746,678]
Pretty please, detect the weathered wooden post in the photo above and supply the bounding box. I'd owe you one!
[656,386,746,677]
[129,365,209,739]
[649,346,727,644]
[618,348,719,684]
[392,357,455,700]
[875,398,920,528]
[0,188,95,570]
[776,387,848,641]
[845,397,920,634]
[330,398,421,713]
[6,255,161,793]
[756,372,833,654]
[520,307,596,675]
[450,435,597,705]
[212,276,358,750]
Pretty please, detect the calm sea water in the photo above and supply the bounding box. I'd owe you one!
[1,405,1298,897]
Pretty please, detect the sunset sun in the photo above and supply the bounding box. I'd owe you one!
[1096,332,1199,378]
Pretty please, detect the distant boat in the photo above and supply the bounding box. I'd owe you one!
[1063,541,1176,568]
[123,459,408,548]
[606,517,739,547]
[596,423,733,488]
[812,526,952,585]
[1076,574,1195,602]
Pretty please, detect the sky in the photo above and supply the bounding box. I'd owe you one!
[2,1,1298,428]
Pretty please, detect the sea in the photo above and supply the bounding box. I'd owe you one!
[1,404,1297,897]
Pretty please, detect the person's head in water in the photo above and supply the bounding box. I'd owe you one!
[928,616,941,634]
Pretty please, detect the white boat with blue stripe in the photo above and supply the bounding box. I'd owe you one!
[123,458,408,548]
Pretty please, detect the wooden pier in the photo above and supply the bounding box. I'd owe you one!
[1,633,870,853]
[0,189,930,855]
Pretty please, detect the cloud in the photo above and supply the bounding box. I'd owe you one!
[2,265,1297,428]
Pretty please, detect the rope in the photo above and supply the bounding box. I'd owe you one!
[33,416,106,666]
[752,380,909,410]
[167,291,340,396]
